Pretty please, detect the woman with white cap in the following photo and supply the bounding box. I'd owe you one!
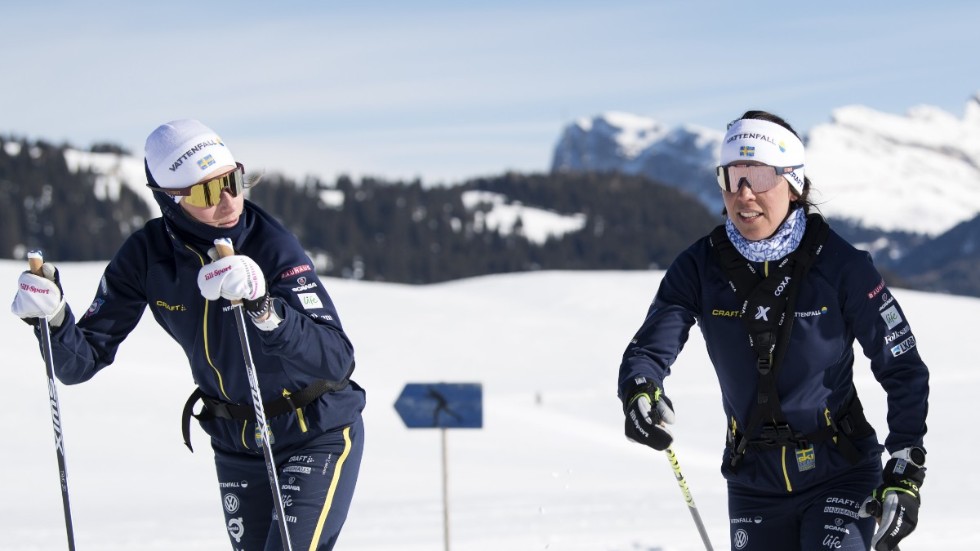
[12,119,364,550]
[617,111,929,551]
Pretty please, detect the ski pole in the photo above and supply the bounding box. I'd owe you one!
[213,238,293,551]
[665,445,714,551]
[28,251,77,551]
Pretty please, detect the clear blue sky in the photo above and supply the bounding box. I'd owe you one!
[4,1,979,184]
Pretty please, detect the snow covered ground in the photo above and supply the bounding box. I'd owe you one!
[1,262,975,550]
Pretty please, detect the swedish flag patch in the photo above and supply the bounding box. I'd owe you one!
[795,446,815,472]
[197,154,216,170]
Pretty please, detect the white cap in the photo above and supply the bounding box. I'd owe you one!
[144,119,236,189]
[720,118,805,196]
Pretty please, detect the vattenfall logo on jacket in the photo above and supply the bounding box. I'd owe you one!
[711,306,828,318]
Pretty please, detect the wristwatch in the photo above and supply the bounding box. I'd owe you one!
[894,446,926,467]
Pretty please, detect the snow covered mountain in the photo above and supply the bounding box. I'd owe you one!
[551,112,724,213]
[551,93,980,237]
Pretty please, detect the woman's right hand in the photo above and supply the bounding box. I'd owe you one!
[11,262,67,327]
[623,377,675,450]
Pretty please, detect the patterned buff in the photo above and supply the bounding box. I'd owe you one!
[726,207,807,262]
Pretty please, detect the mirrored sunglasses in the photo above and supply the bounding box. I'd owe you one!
[716,164,803,194]
[149,163,246,207]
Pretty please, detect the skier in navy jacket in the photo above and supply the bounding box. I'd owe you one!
[12,119,365,550]
[618,111,929,551]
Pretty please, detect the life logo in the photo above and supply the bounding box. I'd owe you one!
[823,534,843,549]
[299,293,323,310]
[880,305,903,330]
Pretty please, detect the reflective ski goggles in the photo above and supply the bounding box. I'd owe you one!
[715,164,803,194]
[148,163,246,207]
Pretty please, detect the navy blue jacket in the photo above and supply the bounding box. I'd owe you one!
[46,198,364,455]
[619,217,929,493]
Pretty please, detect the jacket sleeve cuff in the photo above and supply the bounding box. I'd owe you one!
[251,297,284,332]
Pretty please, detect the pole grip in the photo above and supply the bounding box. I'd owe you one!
[214,238,234,259]
[212,239,242,305]
[28,250,44,276]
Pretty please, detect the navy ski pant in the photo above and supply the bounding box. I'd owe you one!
[213,417,364,550]
[727,459,880,551]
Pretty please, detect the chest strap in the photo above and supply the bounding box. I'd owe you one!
[181,378,348,452]
[709,214,833,468]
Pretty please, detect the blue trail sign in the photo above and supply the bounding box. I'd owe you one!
[394,383,483,429]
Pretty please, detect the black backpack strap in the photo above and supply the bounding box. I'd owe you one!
[711,214,832,467]
[181,388,207,452]
[709,225,760,301]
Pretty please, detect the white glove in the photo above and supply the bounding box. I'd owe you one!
[11,263,67,327]
[197,255,266,302]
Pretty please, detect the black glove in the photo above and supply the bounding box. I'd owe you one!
[859,448,926,551]
[623,376,675,450]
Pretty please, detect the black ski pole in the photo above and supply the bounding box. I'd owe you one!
[665,445,714,551]
[28,251,77,551]
[213,239,293,551]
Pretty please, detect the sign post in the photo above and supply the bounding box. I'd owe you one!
[395,383,483,551]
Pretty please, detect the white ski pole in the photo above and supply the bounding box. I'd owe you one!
[28,251,77,551]
[213,239,293,551]
[665,445,714,551]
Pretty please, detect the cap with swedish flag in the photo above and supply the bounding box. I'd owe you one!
[144,119,237,190]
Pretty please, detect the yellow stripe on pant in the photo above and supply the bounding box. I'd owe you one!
[308,425,353,550]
